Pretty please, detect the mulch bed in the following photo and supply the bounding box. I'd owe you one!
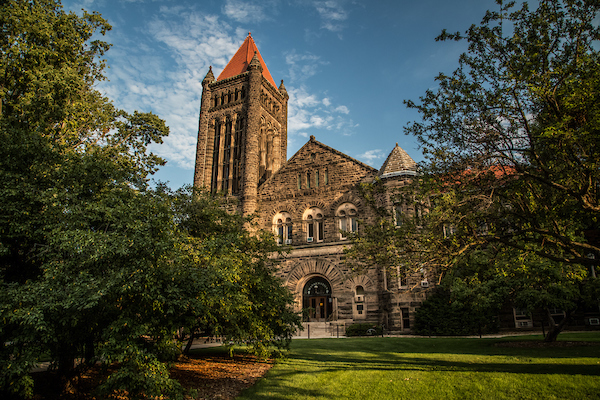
[170,354,272,399]
[30,353,272,400]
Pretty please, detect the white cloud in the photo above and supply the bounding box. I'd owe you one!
[313,0,348,33]
[96,7,247,171]
[287,85,356,138]
[285,50,329,82]
[357,149,385,166]
[222,0,268,23]
[334,105,349,114]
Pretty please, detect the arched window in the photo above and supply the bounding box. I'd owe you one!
[303,207,324,243]
[273,212,293,245]
[336,203,358,240]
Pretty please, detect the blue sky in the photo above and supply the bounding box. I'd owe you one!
[62,0,497,189]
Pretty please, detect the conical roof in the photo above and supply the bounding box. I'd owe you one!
[378,143,417,178]
[217,33,277,88]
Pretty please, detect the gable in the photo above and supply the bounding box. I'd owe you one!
[258,137,377,200]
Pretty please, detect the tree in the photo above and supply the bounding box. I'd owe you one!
[349,0,600,342]
[1,5,300,396]
[0,1,187,397]
[405,0,600,266]
[408,0,600,341]
[173,188,301,359]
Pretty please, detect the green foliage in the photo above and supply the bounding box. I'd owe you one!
[413,287,501,336]
[0,1,300,398]
[174,188,302,357]
[349,0,600,343]
[345,323,383,337]
[404,0,600,267]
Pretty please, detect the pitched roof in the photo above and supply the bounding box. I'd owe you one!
[378,143,417,178]
[217,33,277,88]
[258,135,377,190]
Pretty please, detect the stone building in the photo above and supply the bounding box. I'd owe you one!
[193,34,431,332]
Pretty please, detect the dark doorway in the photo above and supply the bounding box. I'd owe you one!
[303,276,333,321]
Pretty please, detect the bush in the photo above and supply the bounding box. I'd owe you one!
[413,288,499,336]
[345,323,383,337]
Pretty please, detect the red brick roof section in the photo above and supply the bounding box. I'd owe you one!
[217,33,277,88]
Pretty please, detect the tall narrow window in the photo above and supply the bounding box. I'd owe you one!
[397,266,408,288]
[394,204,403,227]
[273,212,293,245]
[315,171,320,187]
[306,172,311,189]
[222,119,232,193]
[211,121,221,193]
[336,203,358,240]
[303,207,324,243]
[232,116,243,194]
[401,308,410,329]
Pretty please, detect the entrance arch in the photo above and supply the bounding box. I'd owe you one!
[303,276,333,321]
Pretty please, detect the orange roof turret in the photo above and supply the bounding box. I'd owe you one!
[217,33,277,88]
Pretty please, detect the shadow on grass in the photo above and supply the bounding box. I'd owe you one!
[281,337,600,377]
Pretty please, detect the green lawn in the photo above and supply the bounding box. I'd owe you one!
[235,333,600,400]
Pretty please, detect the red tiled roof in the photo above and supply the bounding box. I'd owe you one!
[217,33,277,88]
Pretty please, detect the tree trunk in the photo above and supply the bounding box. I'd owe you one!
[183,327,197,355]
[84,338,95,365]
[543,309,572,342]
[57,348,76,377]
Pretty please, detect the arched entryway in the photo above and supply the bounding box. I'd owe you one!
[303,276,333,321]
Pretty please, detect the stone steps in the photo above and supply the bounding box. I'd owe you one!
[294,321,347,338]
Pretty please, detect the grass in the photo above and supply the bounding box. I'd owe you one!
[231,332,600,400]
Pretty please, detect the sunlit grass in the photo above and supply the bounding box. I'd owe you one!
[234,332,600,400]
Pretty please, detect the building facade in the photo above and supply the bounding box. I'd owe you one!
[193,34,432,332]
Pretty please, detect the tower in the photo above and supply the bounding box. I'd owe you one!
[193,33,289,216]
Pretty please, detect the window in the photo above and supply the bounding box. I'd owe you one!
[303,207,324,242]
[393,204,403,227]
[336,203,358,240]
[414,202,423,225]
[443,225,457,238]
[273,212,293,245]
[401,308,410,329]
[315,171,320,187]
[306,172,311,189]
[397,266,408,289]
[324,168,329,185]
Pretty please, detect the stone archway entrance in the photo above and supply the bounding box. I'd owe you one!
[303,276,333,321]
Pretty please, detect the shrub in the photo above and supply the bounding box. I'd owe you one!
[345,323,383,337]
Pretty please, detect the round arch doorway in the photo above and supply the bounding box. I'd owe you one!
[303,276,333,321]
